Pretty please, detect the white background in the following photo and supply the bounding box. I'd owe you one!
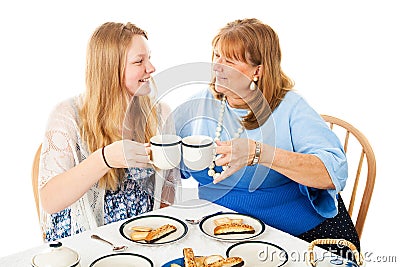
[0,0,399,265]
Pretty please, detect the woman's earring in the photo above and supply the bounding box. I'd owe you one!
[250,77,258,91]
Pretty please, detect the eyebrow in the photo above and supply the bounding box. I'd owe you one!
[127,54,144,62]
[128,52,151,60]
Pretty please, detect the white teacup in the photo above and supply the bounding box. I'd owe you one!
[150,134,182,170]
[182,135,215,170]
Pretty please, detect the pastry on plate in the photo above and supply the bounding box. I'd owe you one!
[145,224,177,243]
[214,223,255,235]
[130,226,153,232]
[183,248,196,267]
[130,231,149,241]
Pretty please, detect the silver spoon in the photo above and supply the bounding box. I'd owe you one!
[185,217,206,225]
[185,211,224,225]
[91,234,128,252]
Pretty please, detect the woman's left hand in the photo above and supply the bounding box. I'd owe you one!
[213,138,255,183]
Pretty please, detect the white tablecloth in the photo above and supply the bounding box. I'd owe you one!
[0,199,327,266]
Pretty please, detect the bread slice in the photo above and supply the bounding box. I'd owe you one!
[213,217,232,226]
[144,224,177,243]
[204,255,224,265]
[195,256,206,267]
[230,219,243,224]
[183,248,197,267]
[214,223,255,235]
[130,225,153,232]
[130,231,149,241]
[205,257,244,267]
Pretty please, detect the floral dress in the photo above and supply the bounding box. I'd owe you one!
[39,96,179,241]
[45,168,154,241]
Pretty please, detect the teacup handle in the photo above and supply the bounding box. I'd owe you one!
[307,238,364,266]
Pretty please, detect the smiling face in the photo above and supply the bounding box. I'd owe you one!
[124,35,155,97]
[212,45,260,107]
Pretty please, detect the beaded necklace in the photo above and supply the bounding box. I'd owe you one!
[207,95,245,179]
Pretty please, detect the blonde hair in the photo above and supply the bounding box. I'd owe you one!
[80,22,157,190]
[211,18,294,130]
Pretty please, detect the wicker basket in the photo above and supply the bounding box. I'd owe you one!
[307,239,364,266]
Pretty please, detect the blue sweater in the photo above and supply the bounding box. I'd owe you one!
[173,89,348,235]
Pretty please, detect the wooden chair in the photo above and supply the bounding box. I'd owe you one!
[32,144,47,240]
[32,144,42,220]
[321,115,376,239]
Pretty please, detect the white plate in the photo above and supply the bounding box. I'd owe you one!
[199,212,265,242]
[89,253,153,267]
[119,214,188,245]
[226,241,288,266]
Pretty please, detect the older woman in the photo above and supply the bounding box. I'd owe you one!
[174,18,359,259]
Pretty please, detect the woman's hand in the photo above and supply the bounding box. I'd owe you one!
[103,140,150,168]
[213,138,256,183]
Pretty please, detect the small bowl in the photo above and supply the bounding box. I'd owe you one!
[31,242,80,267]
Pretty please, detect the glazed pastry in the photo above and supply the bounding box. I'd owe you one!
[183,248,197,267]
[214,223,255,235]
[144,224,177,243]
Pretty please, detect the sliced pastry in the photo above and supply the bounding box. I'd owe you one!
[183,248,197,267]
[144,224,177,243]
[214,223,255,235]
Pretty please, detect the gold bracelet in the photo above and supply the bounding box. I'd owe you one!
[251,141,261,165]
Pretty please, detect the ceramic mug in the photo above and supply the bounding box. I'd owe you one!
[182,135,215,170]
[149,134,182,169]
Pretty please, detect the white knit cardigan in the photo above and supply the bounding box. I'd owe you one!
[38,95,180,238]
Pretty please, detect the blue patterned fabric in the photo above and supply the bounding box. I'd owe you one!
[45,168,154,242]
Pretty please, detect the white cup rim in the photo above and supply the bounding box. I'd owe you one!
[182,135,213,148]
[182,141,213,148]
[150,134,182,147]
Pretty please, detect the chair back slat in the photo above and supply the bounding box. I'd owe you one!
[344,131,350,153]
[32,144,42,219]
[32,144,46,240]
[321,115,376,239]
[349,150,365,216]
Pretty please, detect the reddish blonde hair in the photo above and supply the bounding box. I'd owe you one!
[211,18,294,130]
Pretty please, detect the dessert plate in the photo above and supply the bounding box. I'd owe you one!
[119,214,188,245]
[199,212,265,242]
[89,253,153,267]
[226,241,288,266]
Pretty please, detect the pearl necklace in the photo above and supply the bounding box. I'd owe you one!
[208,95,244,179]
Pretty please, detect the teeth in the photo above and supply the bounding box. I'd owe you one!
[140,78,150,82]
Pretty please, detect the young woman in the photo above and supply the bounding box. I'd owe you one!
[39,22,178,241]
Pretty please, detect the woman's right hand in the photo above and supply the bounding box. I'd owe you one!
[103,140,150,168]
